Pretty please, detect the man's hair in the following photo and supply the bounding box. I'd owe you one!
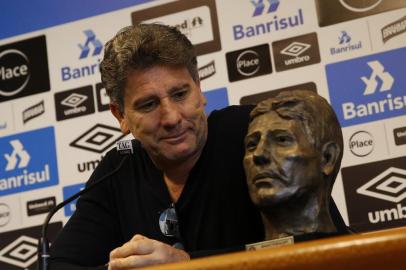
[250,90,344,186]
[100,24,198,113]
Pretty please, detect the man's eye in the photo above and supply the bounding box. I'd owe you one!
[275,135,293,145]
[136,100,158,112]
[171,89,189,101]
[245,139,258,151]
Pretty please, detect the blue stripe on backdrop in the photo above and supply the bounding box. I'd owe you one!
[0,0,157,40]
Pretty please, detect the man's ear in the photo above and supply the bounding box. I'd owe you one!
[110,103,130,134]
[321,142,341,176]
[196,80,207,106]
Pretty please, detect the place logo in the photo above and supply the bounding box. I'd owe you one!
[0,222,61,269]
[316,0,406,27]
[203,87,229,115]
[233,0,304,41]
[198,60,216,81]
[26,196,55,216]
[95,82,110,112]
[349,130,374,157]
[63,182,85,217]
[393,126,406,146]
[61,30,103,82]
[341,155,406,232]
[330,30,362,56]
[381,15,406,44]
[131,0,220,56]
[240,82,317,105]
[70,123,126,154]
[22,100,45,124]
[54,85,95,121]
[0,35,50,102]
[326,47,406,127]
[0,127,59,196]
[0,204,11,227]
[272,32,320,72]
[226,44,272,82]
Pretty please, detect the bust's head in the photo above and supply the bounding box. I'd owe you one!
[243,90,343,209]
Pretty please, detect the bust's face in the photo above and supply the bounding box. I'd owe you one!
[243,111,322,208]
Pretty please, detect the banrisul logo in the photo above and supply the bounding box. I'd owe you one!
[0,35,50,102]
[330,30,362,55]
[326,47,406,127]
[61,30,103,82]
[0,127,59,196]
[341,155,406,232]
[233,0,304,41]
[252,0,279,16]
[78,30,103,59]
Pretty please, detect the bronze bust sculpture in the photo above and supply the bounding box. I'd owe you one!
[244,90,344,241]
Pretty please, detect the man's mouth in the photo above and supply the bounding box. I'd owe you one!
[252,172,284,187]
[160,130,188,144]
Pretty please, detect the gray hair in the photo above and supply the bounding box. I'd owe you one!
[100,24,198,113]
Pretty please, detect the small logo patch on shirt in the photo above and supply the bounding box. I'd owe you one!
[116,140,133,155]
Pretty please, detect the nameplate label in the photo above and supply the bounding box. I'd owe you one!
[245,236,294,251]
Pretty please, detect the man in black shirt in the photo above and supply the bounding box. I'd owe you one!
[50,24,347,270]
[50,24,264,270]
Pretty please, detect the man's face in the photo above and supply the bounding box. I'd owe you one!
[243,111,322,208]
[119,65,207,165]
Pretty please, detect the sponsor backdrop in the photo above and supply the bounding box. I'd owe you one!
[1,0,405,268]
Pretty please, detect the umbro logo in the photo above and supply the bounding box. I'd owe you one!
[0,223,62,269]
[54,85,95,121]
[70,124,126,153]
[61,93,88,108]
[341,155,406,231]
[272,32,320,72]
[281,42,310,57]
[357,167,406,203]
[0,235,38,268]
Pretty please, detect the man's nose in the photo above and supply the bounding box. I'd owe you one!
[252,143,271,166]
[160,99,181,129]
[253,153,270,166]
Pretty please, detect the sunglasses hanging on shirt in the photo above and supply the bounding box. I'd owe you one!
[159,203,184,250]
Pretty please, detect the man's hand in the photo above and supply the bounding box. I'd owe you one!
[108,234,190,269]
